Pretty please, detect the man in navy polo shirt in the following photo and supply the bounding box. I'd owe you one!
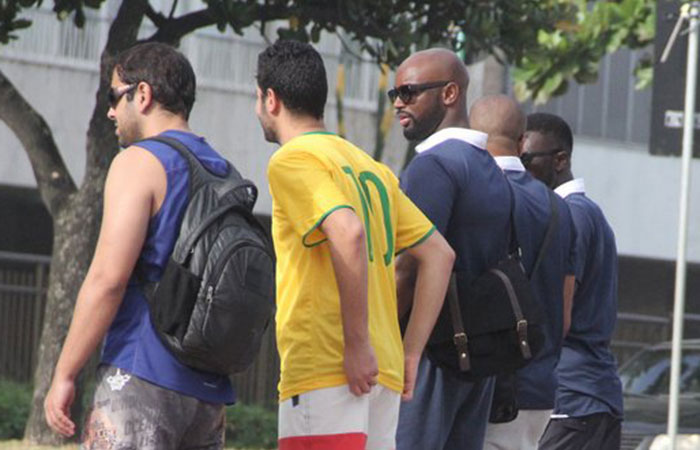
[469,95,577,450]
[522,112,623,450]
[391,49,512,450]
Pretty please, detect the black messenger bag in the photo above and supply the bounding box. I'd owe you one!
[426,183,556,381]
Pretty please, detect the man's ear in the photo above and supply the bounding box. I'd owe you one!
[443,82,460,106]
[265,88,282,116]
[517,134,525,156]
[135,81,154,113]
[554,151,570,172]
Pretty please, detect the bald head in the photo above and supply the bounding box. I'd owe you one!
[393,49,471,140]
[397,48,470,93]
[469,95,525,157]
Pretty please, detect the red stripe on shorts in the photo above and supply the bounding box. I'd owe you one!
[279,432,367,450]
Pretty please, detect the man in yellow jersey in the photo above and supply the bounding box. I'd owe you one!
[255,40,455,450]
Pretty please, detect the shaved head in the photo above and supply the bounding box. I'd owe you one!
[393,48,471,141]
[397,48,470,93]
[469,95,525,157]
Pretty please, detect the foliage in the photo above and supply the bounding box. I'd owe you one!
[0,379,32,439]
[0,0,656,103]
[513,0,656,103]
[225,403,277,449]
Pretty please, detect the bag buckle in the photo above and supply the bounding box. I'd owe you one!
[453,332,471,371]
[516,319,532,359]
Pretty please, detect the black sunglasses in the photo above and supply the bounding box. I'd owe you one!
[520,148,565,166]
[387,81,450,104]
[108,83,137,109]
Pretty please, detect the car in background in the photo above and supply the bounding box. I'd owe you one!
[620,339,700,450]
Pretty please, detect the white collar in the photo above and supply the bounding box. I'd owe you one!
[494,156,525,172]
[415,127,488,153]
[555,178,586,198]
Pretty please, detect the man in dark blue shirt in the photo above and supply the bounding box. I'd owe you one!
[391,49,512,450]
[470,95,577,450]
[522,112,623,450]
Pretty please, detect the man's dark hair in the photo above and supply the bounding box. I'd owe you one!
[114,42,196,119]
[257,40,327,120]
[526,112,573,153]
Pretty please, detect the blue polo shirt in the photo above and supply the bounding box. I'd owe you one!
[494,157,577,410]
[101,130,235,405]
[553,178,623,418]
[400,128,511,349]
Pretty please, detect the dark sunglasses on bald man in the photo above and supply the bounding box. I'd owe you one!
[108,83,137,109]
[387,80,450,104]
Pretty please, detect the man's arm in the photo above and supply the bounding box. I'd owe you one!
[395,253,418,319]
[401,232,455,401]
[320,208,378,397]
[563,275,575,336]
[44,148,163,437]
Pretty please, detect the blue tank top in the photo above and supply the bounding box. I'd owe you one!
[101,130,235,404]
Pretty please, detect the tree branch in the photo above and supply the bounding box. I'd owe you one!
[143,9,217,46]
[0,69,76,216]
[84,0,149,191]
[145,3,167,28]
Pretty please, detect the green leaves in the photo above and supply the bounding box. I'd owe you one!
[512,0,655,104]
[0,0,38,43]
[0,0,656,104]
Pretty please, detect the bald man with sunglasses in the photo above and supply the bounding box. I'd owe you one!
[392,49,513,450]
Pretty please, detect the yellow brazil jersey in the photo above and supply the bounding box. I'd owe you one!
[267,131,435,401]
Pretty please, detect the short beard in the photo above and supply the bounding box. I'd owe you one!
[262,124,278,144]
[118,123,143,148]
[402,100,446,142]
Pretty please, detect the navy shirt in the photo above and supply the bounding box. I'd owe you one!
[494,157,577,410]
[553,179,623,418]
[401,128,511,348]
[101,130,235,405]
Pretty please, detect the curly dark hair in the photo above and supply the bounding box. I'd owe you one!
[114,42,196,119]
[256,40,327,120]
[526,112,574,154]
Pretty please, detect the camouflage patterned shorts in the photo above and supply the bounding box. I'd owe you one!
[81,365,225,450]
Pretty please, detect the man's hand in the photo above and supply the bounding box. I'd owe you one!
[44,377,76,437]
[344,339,379,396]
[402,353,421,401]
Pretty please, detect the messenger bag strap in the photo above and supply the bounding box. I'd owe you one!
[505,180,521,257]
[529,189,559,279]
[446,274,471,371]
[490,268,532,360]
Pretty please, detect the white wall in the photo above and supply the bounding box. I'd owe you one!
[573,137,700,263]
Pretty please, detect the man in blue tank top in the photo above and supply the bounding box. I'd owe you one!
[470,95,577,450]
[522,112,623,450]
[44,43,234,449]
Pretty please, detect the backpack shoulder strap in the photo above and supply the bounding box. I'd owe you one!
[530,189,559,278]
[139,135,223,196]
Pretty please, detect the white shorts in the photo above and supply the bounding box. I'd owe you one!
[278,384,400,450]
[483,409,553,450]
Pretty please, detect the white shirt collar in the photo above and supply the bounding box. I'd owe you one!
[494,156,525,172]
[415,127,488,153]
[554,178,586,198]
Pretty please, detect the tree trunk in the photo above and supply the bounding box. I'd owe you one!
[23,186,103,445]
[22,0,149,443]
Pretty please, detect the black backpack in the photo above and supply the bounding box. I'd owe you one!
[426,182,557,381]
[138,136,276,376]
